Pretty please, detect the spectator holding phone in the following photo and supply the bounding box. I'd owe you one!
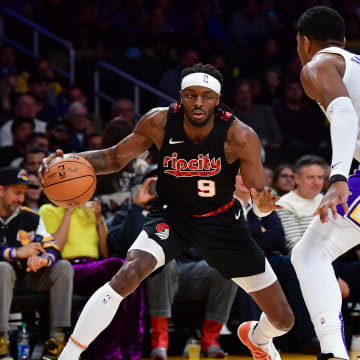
[107,165,157,258]
[39,199,145,360]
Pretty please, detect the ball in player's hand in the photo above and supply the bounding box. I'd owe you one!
[42,154,96,208]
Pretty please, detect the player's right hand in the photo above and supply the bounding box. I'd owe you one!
[16,243,46,259]
[38,149,64,184]
[314,181,349,223]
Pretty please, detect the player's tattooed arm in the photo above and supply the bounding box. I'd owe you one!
[80,107,167,175]
[80,148,114,174]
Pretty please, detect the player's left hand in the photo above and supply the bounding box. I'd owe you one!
[26,255,48,272]
[314,181,349,223]
[250,187,282,213]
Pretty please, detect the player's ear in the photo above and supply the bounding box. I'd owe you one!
[303,35,311,54]
[179,91,183,104]
[216,94,220,106]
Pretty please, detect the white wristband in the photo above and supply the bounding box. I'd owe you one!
[252,204,272,218]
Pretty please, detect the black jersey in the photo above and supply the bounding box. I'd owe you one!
[156,104,239,215]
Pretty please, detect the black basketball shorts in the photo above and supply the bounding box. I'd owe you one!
[142,198,266,279]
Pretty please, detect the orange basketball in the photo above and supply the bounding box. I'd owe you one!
[42,154,96,208]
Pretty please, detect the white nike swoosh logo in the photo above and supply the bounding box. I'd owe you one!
[169,138,184,145]
[235,209,241,220]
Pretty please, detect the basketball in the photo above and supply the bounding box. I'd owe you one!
[42,154,97,208]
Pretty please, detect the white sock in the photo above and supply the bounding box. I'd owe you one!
[59,283,123,360]
[252,312,287,345]
[312,312,349,360]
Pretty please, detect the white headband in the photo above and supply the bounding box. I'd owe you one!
[181,72,221,94]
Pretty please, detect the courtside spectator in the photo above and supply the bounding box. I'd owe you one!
[0,167,73,359]
[276,155,325,251]
[39,200,145,360]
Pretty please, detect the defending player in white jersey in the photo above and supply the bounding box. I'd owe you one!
[292,6,360,360]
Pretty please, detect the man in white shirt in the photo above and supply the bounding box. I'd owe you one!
[277,155,325,251]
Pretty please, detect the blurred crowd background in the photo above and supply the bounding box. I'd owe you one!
[3,0,359,168]
[1,0,360,358]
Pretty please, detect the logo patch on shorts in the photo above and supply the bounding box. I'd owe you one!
[155,222,170,240]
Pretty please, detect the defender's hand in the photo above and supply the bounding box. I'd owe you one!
[250,187,282,213]
[314,181,349,223]
[16,243,46,259]
[26,255,48,272]
[38,149,64,184]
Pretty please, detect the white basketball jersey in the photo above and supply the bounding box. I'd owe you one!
[316,46,360,161]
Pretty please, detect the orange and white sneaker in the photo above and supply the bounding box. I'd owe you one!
[237,321,281,360]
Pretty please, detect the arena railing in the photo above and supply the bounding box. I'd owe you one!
[94,60,176,116]
[0,7,75,83]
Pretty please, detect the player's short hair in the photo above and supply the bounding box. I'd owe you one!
[181,63,224,89]
[297,6,345,43]
[295,155,326,174]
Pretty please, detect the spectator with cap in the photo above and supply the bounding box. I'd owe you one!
[0,118,35,167]
[0,94,46,148]
[0,167,73,360]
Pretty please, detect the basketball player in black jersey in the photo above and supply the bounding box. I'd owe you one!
[42,63,294,360]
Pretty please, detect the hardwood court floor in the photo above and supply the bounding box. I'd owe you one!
[152,354,360,360]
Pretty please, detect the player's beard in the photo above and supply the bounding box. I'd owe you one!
[187,114,212,128]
